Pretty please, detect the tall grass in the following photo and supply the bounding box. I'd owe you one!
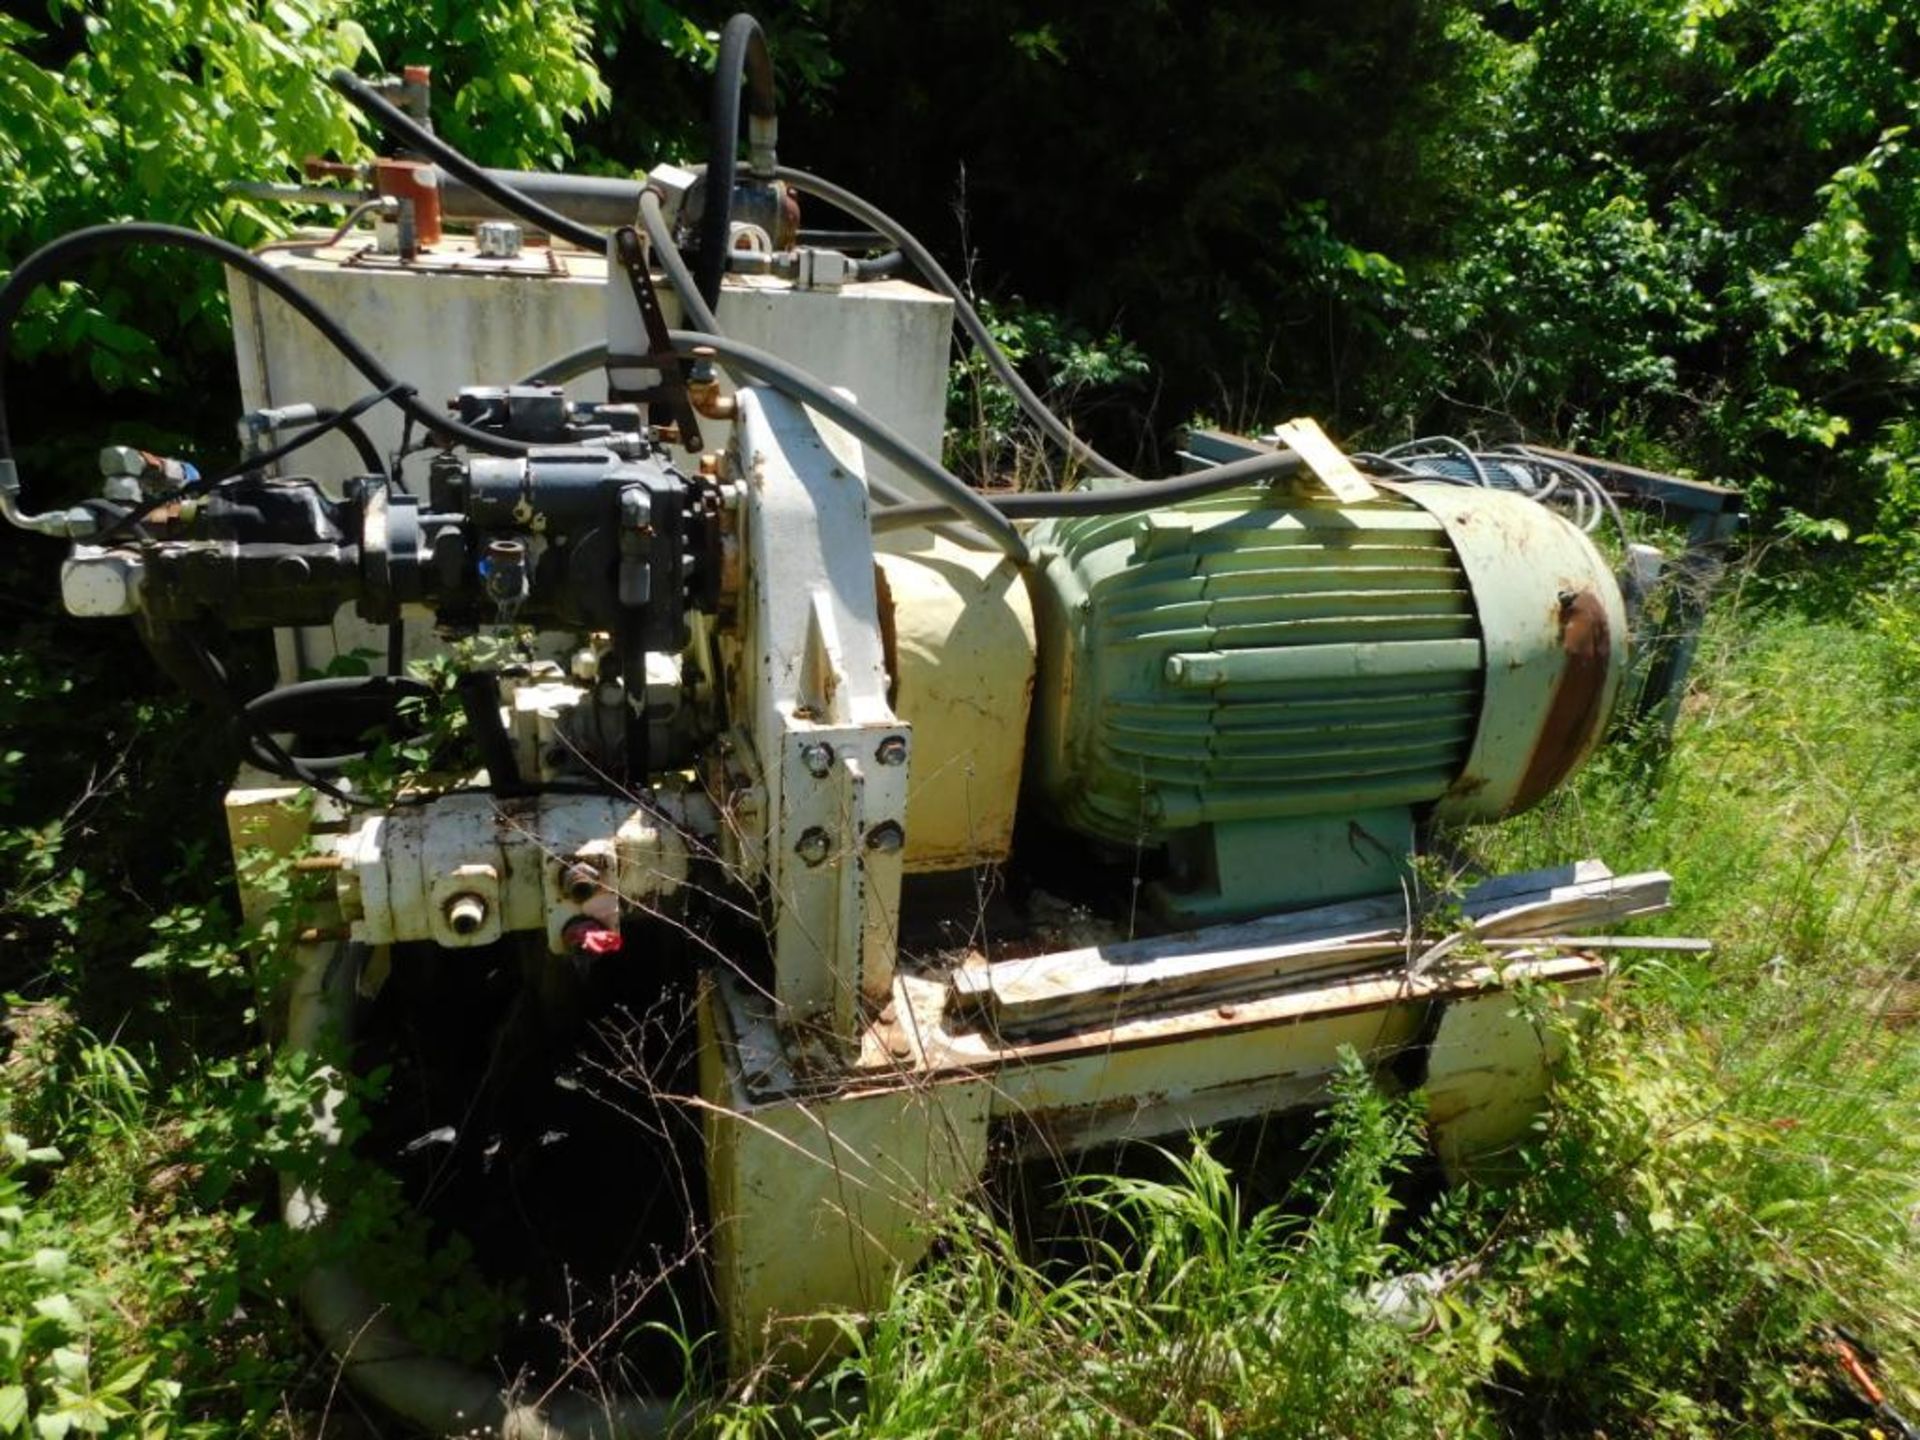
[728,1055,1497,1440]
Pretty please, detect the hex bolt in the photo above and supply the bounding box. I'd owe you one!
[794,827,833,866]
[874,734,909,767]
[444,892,489,936]
[800,741,834,778]
[562,862,601,904]
[865,821,906,854]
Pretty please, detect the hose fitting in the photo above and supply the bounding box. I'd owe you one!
[685,349,736,420]
[0,460,102,538]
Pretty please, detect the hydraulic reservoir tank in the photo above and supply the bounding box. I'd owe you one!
[1025,480,1626,917]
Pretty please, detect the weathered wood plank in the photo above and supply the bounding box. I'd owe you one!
[1451,858,1615,906]
[951,867,1671,1036]
[1477,934,1711,953]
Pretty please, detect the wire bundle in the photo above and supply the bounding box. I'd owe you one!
[1353,436,1630,548]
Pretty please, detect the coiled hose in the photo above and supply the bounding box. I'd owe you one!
[281,938,693,1439]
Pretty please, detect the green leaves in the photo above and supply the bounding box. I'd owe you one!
[946,299,1148,483]
[1371,0,1920,546]
[0,0,610,408]
[350,0,608,170]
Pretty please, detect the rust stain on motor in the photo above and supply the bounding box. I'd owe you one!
[1513,590,1612,811]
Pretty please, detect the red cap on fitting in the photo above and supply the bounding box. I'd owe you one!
[563,918,623,956]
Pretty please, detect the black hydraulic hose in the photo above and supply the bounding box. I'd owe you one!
[225,384,405,483]
[281,940,694,1440]
[327,68,608,256]
[797,227,888,250]
[242,674,434,780]
[181,637,357,804]
[775,165,1131,481]
[511,333,1307,540]
[0,225,540,480]
[871,452,1309,532]
[638,191,722,334]
[697,14,777,311]
[330,411,387,479]
[664,327,1028,563]
[853,251,907,280]
[453,671,528,796]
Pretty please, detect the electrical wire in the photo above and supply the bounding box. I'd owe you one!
[92,383,406,545]
[1350,436,1632,549]
[220,383,405,483]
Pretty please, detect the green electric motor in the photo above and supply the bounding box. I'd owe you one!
[1024,480,1627,917]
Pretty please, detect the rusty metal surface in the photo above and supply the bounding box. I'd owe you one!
[1404,482,1630,823]
[1515,588,1615,810]
[709,949,1607,1110]
[700,875,1614,1377]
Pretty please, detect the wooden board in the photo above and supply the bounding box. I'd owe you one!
[949,863,1672,1038]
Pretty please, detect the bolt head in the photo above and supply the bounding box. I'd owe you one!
[794,827,833,866]
[865,821,906,855]
[800,741,834,778]
[874,734,909,767]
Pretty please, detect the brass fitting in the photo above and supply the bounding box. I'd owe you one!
[686,346,737,420]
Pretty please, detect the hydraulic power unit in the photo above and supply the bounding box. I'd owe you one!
[0,16,1735,1436]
